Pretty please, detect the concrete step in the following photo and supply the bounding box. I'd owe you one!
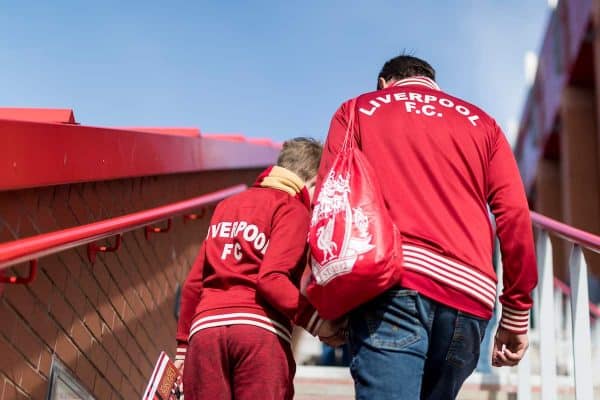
[294,366,353,400]
[294,366,599,400]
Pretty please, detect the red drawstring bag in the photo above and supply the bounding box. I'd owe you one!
[306,99,403,320]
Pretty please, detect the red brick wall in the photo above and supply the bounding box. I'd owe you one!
[0,169,262,399]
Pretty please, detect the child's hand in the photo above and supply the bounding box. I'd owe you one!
[318,318,348,347]
[173,359,184,394]
[174,359,184,373]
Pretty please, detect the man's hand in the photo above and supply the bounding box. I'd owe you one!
[318,318,348,347]
[492,327,528,367]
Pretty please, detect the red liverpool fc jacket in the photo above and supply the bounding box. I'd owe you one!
[176,166,322,362]
[317,77,538,333]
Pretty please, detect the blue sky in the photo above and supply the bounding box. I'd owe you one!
[0,1,550,144]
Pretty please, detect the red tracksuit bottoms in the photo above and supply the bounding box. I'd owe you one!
[183,325,296,400]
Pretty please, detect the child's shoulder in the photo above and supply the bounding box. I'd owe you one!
[218,186,309,216]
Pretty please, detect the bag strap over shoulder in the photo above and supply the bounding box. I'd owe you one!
[341,98,358,152]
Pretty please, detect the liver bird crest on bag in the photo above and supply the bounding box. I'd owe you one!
[306,98,403,319]
[311,169,375,284]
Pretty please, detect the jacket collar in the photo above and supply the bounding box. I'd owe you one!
[392,76,440,91]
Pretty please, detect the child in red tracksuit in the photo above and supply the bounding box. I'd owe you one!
[175,138,341,400]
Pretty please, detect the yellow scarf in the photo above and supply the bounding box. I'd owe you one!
[260,166,305,196]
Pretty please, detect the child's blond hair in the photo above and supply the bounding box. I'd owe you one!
[276,137,323,181]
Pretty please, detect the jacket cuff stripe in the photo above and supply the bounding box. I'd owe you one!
[501,306,530,331]
[312,318,324,337]
[175,345,187,361]
[306,310,320,335]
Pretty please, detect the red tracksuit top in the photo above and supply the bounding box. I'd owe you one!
[176,167,322,361]
[317,77,538,333]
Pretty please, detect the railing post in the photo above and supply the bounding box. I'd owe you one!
[593,318,600,386]
[554,286,563,346]
[532,285,540,330]
[564,296,574,378]
[517,347,532,400]
[512,251,532,400]
[537,230,557,400]
[568,245,594,399]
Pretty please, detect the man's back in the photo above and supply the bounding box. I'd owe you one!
[317,77,536,323]
[358,80,495,278]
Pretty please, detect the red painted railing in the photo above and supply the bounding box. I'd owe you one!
[0,185,246,283]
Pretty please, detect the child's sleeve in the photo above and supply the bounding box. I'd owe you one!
[175,242,206,362]
[256,202,323,336]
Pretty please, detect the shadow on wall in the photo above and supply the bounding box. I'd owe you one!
[0,169,262,399]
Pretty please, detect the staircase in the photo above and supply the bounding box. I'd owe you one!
[295,366,353,400]
[294,366,600,400]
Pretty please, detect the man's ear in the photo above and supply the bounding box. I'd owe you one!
[379,77,394,89]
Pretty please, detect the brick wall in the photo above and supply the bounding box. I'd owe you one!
[0,169,262,400]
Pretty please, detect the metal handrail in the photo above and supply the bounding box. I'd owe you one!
[0,185,247,273]
[531,211,600,253]
[521,211,600,400]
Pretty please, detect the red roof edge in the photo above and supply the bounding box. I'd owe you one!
[204,134,281,149]
[0,107,76,124]
[246,138,273,146]
[203,134,247,142]
[114,127,201,137]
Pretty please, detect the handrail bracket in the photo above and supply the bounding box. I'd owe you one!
[0,259,38,285]
[145,219,173,240]
[87,234,123,264]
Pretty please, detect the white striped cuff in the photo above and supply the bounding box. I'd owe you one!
[500,306,530,333]
[175,346,187,361]
[305,310,324,336]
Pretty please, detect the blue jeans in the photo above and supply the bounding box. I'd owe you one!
[348,288,488,400]
[475,304,497,373]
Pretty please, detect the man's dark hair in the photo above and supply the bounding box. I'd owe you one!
[377,55,436,89]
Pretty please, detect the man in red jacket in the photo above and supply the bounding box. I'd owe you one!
[176,138,342,400]
[317,55,538,399]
